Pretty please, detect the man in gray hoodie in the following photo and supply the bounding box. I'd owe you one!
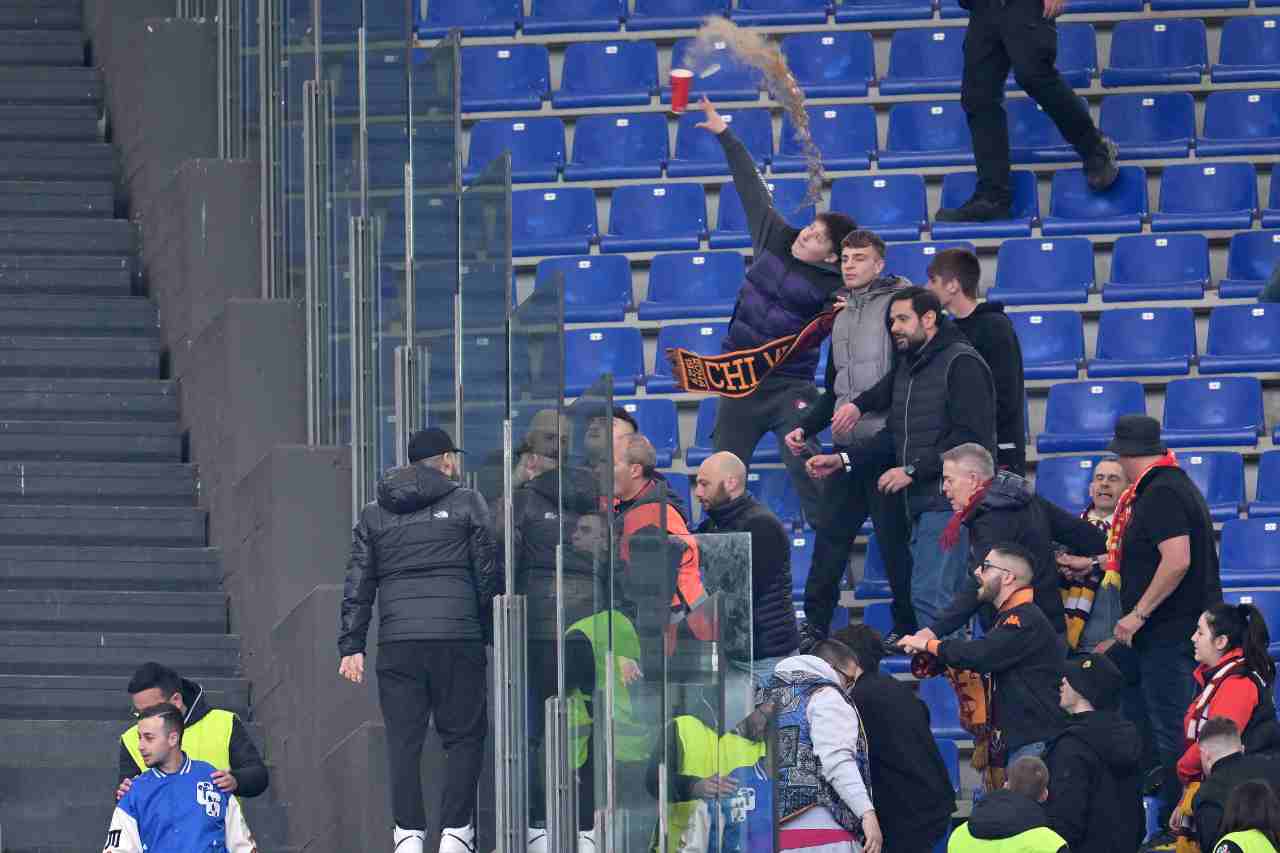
[786,229,914,643]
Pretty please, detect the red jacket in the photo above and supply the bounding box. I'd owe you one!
[1178,648,1260,783]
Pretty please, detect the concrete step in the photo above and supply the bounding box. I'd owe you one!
[0,66,99,103]
[0,180,112,216]
[0,631,240,677]
[0,589,226,633]
[0,253,130,294]
[0,378,176,421]
[0,214,132,251]
[0,336,159,378]
[0,104,98,141]
[0,673,248,720]
[0,294,154,334]
[0,503,205,546]
[0,545,220,591]
[0,420,181,461]
[0,2,82,31]
[0,461,195,505]
[0,29,81,65]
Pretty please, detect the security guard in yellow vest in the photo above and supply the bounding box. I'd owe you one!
[949,756,1067,853]
[566,609,652,769]
[115,662,268,802]
[1214,829,1280,853]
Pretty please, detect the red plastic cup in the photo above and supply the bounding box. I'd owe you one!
[670,68,694,113]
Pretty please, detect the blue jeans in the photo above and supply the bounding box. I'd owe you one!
[1122,639,1197,825]
[909,510,970,635]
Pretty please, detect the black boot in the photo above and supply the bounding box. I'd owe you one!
[1085,136,1120,191]
[935,194,1012,222]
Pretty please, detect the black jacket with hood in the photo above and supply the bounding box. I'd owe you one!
[338,463,498,654]
[117,677,269,798]
[1044,709,1145,853]
[953,301,1027,475]
[957,789,1068,852]
[1193,751,1280,851]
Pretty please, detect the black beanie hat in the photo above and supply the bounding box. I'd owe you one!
[1063,652,1126,710]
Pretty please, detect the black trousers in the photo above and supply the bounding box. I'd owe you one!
[886,814,952,853]
[376,640,487,831]
[527,637,597,830]
[961,0,1103,199]
[803,460,915,636]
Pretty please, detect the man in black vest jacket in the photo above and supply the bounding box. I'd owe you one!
[807,286,996,634]
[1191,716,1280,852]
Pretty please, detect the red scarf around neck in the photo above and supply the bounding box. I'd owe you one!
[940,477,993,551]
[1106,450,1179,576]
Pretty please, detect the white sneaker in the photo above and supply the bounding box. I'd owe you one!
[393,826,425,853]
[438,825,476,853]
[527,827,548,853]
[577,829,597,853]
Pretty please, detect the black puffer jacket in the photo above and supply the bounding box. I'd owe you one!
[338,464,497,654]
[1044,710,1145,853]
[954,302,1027,475]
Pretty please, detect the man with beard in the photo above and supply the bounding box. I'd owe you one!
[1056,457,1130,656]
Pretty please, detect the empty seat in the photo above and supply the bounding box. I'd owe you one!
[523,0,624,34]
[630,0,728,28]
[780,32,875,98]
[854,534,890,599]
[1202,305,1280,374]
[919,677,966,740]
[563,327,644,397]
[601,184,707,253]
[712,179,815,249]
[835,0,932,22]
[551,41,657,109]
[880,28,966,95]
[1249,451,1280,517]
[1037,380,1146,453]
[639,251,744,320]
[1224,591,1280,656]
[618,398,679,467]
[1162,376,1264,448]
[461,45,550,112]
[880,101,974,168]
[1011,311,1083,379]
[667,472,694,522]
[687,397,780,465]
[862,602,911,673]
[1101,19,1208,87]
[465,117,564,183]
[534,255,632,322]
[1267,178,1280,229]
[1007,23,1097,89]
[1099,93,1196,159]
[1198,91,1280,157]
[746,469,803,527]
[1103,233,1209,302]
[1212,17,1280,83]
[1008,96,1087,163]
[1034,455,1104,514]
[1063,0,1140,12]
[563,113,667,181]
[937,739,962,794]
[668,108,772,177]
[1220,230,1280,299]
[1181,451,1245,523]
[830,175,928,242]
[1152,162,1257,232]
[648,322,729,393]
[790,531,815,598]
[932,170,1039,239]
[885,240,977,287]
[733,0,828,26]
[418,0,521,37]
[776,105,877,173]
[665,39,761,103]
[511,187,597,256]
[988,237,1094,304]
[1220,521,1280,586]
[1088,307,1196,378]
[1041,166,1148,236]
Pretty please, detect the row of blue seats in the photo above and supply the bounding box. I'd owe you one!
[508,165,1280,256]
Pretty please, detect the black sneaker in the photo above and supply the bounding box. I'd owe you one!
[934,195,1012,222]
[1085,136,1120,191]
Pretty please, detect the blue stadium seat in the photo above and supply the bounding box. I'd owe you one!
[1151,163,1257,233]
[1224,591,1280,657]
[666,472,694,522]
[1162,377,1264,448]
[746,469,803,527]
[630,0,727,28]
[1102,233,1209,302]
[919,677,967,740]
[465,117,564,184]
[835,0,932,22]
[1198,91,1280,157]
[1249,451,1280,518]
[780,32,875,98]
[1062,0,1140,12]
[1011,311,1083,380]
[1212,17,1280,83]
[648,322,729,393]
[1101,19,1208,87]
[523,0,625,34]
[1034,455,1104,514]
[712,179,815,249]
[776,105,877,173]
[1088,307,1196,378]
[790,532,815,598]
[1006,23,1098,90]
[534,255,631,322]
[687,398,780,465]
[1202,305,1280,374]
[880,28,966,95]
[564,327,644,397]
[1221,524,1280,587]
[830,175,928,242]
[854,534,890,599]
[511,188,597,256]
[639,251,744,320]
[939,0,968,16]
[880,101,974,168]
[862,602,910,674]
[664,39,761,103]
[1038,381,1146,453]
[1041,165,1148,236]
[601,184,706,253]
[669,108,772,177]
[1267,177,1280,229]
[937,739,961,795]
[618,398,679,467]
[885,240,977,287]
[1099,93,1196,159]
[418,0,521,36]
[932,170,1039,239]
[460,45,550,112]
[551,41,657,109]
[563,113,667,181]
[988,237,1094,304]
[1219,230,1280,299]
[1008,96,1087,163]
[733,0,828,26]
[1181,451,1245,523]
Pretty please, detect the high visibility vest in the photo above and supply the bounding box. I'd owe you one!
[122,709,235,774]
[947,822,1068,853]
[663,715,768,853]
[566,610,651,768]
[1214,830,1280,853]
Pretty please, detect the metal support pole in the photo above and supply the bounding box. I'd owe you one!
[545,543,577,853]
[493,594,528,853]
[258,0,284,298]
[302,79,335,446]
[349,215,380,518]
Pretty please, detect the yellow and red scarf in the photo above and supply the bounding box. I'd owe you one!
[1106,450,1179,579]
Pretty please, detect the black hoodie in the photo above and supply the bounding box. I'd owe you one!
[953,301,1027,475]
[961,789,1067,851]
[338,464,497,653]
[1044,709,1145,853]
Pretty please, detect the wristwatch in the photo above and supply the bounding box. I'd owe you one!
[903,464,916,478]
[1090,556,1102,573]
